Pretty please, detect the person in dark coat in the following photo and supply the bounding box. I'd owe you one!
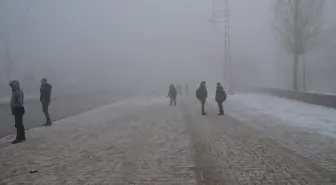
[167,84,177,106]
[9,80,26,144]
[215,82,227,115]
[196,81,208,115]
[40,78,52,126]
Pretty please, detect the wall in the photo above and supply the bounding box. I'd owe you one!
[249,87,336,109]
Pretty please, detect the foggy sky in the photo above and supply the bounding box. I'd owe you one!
[1,0,335,95]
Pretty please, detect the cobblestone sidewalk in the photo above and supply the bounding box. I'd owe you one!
[222,97,336,174]
[0,97,196,185]
[183,98,333,185]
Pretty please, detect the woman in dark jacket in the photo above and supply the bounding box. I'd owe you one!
[9,80,26,144]
[167,84,177,106]
[215,82,227,115]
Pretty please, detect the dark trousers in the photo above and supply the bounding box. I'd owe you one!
[201,100,206,114]
[42,101,51,124]
[217,101,224,114]
[14,114,26,140]
[170,97,176,106]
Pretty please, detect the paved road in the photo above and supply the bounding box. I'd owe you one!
[0,96,335,184]
[0,91,128,138]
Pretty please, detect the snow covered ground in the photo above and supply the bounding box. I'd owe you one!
[211,93,336,139]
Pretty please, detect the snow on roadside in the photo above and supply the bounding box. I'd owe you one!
[211,93,336,139]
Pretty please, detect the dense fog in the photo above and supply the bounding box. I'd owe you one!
[0,0,335,97]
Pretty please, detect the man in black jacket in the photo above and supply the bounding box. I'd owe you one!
[215,82,227,115]
[196,81,208,115]
[40,78,52,126]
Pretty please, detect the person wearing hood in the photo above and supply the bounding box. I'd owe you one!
[9,80,26,144]
[196,81,208,115]
[40,78,52,126]
[215,82,227,115]
[167,84,177,106]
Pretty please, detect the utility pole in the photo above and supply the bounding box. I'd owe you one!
[209,0,233,94]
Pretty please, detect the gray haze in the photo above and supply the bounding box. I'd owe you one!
[1,0,336,96]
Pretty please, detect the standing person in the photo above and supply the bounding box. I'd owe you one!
[167,84,177,106]
[196,81,208,115]
[9,80,26,144]
[215,82,227,115]
[40,78,52,126]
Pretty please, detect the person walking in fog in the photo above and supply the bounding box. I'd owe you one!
[40,78,52,126]
[9,80,26,144]
[215,82,227,115]
[196,81,208,115]
[167,84,177,106]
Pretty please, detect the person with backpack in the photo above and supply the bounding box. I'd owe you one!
[196,81,208,115]
[167,84,177,106]
[9,80,26,144]
[215,82,227,115]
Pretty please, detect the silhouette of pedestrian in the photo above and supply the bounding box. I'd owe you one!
[167,84,177,106]
[9,80,26,144]
[196,81,207,115]
[215,82,227,115]
[40,78,52,126]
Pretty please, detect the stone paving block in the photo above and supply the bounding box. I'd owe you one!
[0,98,197,185]
[183,98,332,185]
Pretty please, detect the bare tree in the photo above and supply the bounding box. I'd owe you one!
[272,0,324,91]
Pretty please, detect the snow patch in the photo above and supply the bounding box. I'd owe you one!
[211,93,336,138]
